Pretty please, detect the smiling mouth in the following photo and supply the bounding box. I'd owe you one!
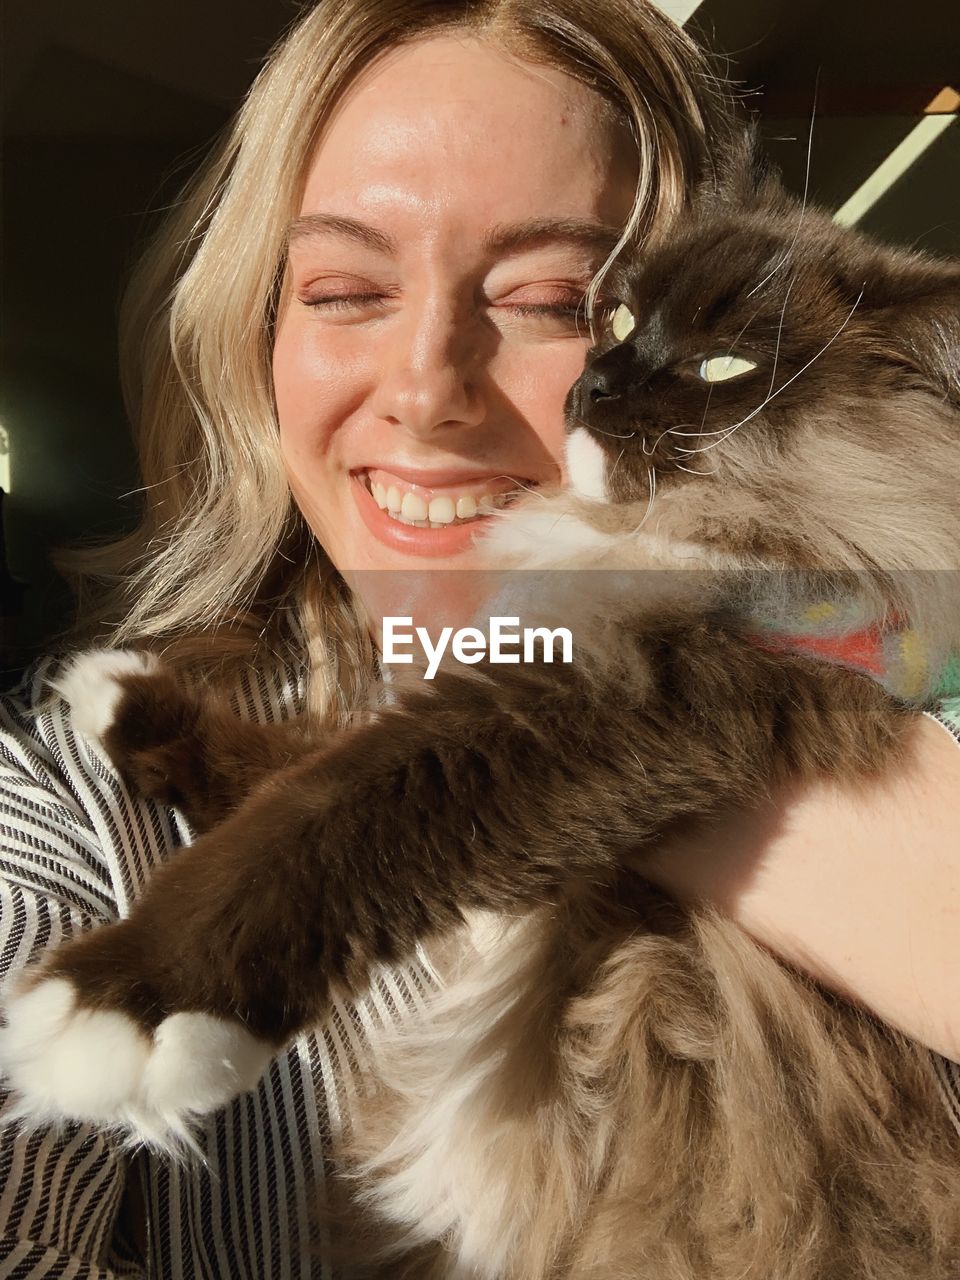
[359,468,534,529]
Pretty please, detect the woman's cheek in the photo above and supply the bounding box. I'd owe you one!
[503,342,590,467]
[273,319,368,456]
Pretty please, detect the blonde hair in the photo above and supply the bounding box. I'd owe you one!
[65,0,735,723]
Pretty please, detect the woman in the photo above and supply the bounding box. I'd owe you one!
[1,1,958,1275]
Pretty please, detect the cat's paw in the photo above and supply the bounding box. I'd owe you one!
[52,649,161,745]
[51,649,209,816]
[0,974,274,1154]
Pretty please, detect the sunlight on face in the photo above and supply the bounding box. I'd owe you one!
[272,33,637,609]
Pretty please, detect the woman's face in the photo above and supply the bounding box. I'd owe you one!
[272,34,636,579]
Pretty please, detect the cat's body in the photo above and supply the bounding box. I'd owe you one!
[2,142,960,1276]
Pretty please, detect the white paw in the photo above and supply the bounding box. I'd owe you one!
[51,649,160,743]
[0,976,274,1154]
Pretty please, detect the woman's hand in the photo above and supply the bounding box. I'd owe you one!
[643,713,960,1061]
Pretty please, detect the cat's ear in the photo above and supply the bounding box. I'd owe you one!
[886,276,960,405]
[699,121,785,211]
[836,243,960,404]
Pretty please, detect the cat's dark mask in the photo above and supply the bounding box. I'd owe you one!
[565,129,960,547]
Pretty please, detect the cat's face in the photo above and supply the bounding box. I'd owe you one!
[564,190,960,569]
[567,216,872,498]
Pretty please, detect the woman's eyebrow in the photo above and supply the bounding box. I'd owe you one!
[285,213,622,257]
[483,218,624,257]
[286,213,395,253]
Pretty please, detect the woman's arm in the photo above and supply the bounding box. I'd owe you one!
[644,712,960,1062]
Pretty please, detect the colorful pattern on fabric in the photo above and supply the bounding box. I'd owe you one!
[745,600,960,706]
[931,653,960,735]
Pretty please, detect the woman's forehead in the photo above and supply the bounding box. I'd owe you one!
[324,34,616,135]
[297,34,637,228]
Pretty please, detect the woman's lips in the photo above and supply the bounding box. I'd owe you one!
[350,467,533,558]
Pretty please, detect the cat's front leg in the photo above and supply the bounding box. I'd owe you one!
[54,650,319,833]
[1,680,562,1149]
[0,941,276,1153]
[0,766,331,1150]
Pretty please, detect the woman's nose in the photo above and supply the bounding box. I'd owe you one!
[370,303,486,436]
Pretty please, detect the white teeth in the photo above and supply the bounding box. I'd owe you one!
[367,475,524,528]
[428,496,456,525]
[400,491,429,521]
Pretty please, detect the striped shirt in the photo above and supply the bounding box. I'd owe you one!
[1,655,959,1278]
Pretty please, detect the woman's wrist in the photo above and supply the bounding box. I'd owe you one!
[643,713,960,1060]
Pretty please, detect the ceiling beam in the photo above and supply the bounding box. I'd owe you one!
[834,111,956,225]
[649,0,703,26]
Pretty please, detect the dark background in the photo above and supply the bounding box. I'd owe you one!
[1,0,958,682]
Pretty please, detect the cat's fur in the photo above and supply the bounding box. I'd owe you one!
[3,137,960,1276]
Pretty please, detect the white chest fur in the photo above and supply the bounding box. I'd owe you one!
[363,913,556,1277]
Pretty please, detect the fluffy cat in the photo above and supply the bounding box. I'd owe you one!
[2,136,960,1278]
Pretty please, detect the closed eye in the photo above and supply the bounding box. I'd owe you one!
[697,352,758,383]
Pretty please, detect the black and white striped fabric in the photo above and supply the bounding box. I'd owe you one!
[0,657,441,1279]
[2,656,959,1278]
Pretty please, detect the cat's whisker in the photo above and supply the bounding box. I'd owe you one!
[509,478,553,503]
[675,462,719,477]
[486,473,546,498]
[609,448,627,483]
[745,83,817,299]
[768,274,797,398]
[642,427,675,455]
[696,376,716,443]
[634,466,657,530]
[674,429,740,454]
[589,426,638,440]
[704,310,764,434]
[680,415,749,454]
[674,442,734,456]
[678,287,865,456]
[675,422,745,456]
[668,426,735,438]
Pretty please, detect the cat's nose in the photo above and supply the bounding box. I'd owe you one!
[580,344,636,402]
[570,344,637,420]
[580,367,623,403]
